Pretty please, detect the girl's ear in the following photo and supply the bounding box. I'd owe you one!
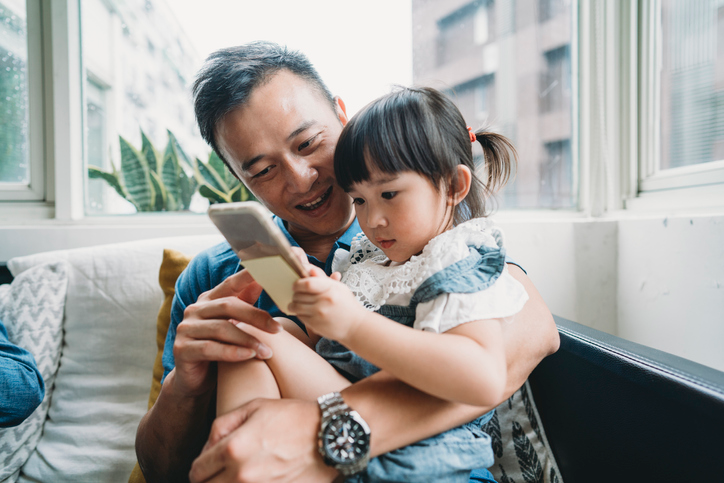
[449,165,472,206]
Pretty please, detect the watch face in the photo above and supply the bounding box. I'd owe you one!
[322,413,370,465]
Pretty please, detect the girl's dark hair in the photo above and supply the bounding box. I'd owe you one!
[334,86,517,224]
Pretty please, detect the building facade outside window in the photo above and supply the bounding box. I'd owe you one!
[414,0,575,209]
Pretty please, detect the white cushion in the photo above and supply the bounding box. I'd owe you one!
[7,235,222,483]
[0,262,68,483]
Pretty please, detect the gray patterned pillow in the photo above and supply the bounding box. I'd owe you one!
[484,381,563,483]
[0,262,68,483]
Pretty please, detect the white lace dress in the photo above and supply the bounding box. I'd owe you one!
[333,218,529,333]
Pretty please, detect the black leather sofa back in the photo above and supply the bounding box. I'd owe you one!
[529,316,724,482]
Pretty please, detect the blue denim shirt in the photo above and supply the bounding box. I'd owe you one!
[0,320,44,427]
[162,217,362,382]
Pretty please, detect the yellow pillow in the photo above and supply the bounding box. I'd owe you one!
[129,248,192,483]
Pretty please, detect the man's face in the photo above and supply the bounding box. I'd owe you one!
[215,70,353,240]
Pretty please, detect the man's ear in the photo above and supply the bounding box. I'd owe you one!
[450,165,472,206]
[335,96,348,126]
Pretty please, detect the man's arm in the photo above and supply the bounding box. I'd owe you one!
[136,269,283,483]
[502,264,559,397]
[189,266,558,482]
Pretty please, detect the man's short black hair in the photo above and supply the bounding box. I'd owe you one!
[192,41,336,166]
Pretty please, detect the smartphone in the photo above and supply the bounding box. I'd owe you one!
[208,201,308,314]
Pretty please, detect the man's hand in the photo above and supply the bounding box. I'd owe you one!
[172,269,283,398]
[289,266,366,342]
[189,398,338,483]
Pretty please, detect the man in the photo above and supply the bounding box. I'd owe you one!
[136,41,559,483]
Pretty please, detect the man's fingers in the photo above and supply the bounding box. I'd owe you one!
[208,401,257,447]
[189,403,259,483]
[189,441,227,483]
[203,268,262,302]
[192,296,281,334]
[176,319,273,361]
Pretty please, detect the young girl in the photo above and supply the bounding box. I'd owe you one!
[217,86,528,482]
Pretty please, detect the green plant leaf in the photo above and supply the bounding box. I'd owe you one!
[208,151,236,187]
[196,157,228,192]
[149,170,169,211]
[119,136,155,211]
[167,129,192,170]
[161,139,182,204]
[141,131,161,174]
[88,165,135,207]
[229,184,242,202]
[199,184,230,204]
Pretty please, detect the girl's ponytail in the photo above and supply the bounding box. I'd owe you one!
[465,130,517,218]
[475,131,517,196]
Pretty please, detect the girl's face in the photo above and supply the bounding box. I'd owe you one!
[347,168,453,263]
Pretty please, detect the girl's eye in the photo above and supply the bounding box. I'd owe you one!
[381,191,397,200]
[352,198,365,205]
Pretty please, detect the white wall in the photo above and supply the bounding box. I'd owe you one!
[1,211,723,372]
[497,212,724,372]
[617,214,724,372]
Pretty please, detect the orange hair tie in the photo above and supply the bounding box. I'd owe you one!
[467,126,476,143]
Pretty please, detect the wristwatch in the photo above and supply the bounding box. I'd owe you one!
[317,391,371,476]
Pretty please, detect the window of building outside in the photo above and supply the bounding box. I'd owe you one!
[414,0,575,210]
[0,0,29,188]
[660,0,724,171]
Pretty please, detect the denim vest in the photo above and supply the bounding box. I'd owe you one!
[319,244,506,483]
[317,243,507,383]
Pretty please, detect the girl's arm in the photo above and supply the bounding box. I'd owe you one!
[290,268,507,407]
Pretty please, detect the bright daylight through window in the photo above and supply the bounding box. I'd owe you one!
[78,0,575,215]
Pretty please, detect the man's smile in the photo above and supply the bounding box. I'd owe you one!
[296,186,333,211]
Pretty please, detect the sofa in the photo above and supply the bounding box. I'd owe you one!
[0,235,722,482]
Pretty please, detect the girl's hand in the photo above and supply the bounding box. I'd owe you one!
[289,266,366,343]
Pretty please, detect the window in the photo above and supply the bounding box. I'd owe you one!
[436,0,494,67]
[0,1,28,185]
[660,0,724,170]
[0,0,42,201]
[416,0,576,209]
[540,139,573,207]
[539,0,570,24]
[636,0,724,205]
[540,46,571,114]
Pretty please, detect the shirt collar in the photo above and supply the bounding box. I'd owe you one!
[273,215,362,269]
